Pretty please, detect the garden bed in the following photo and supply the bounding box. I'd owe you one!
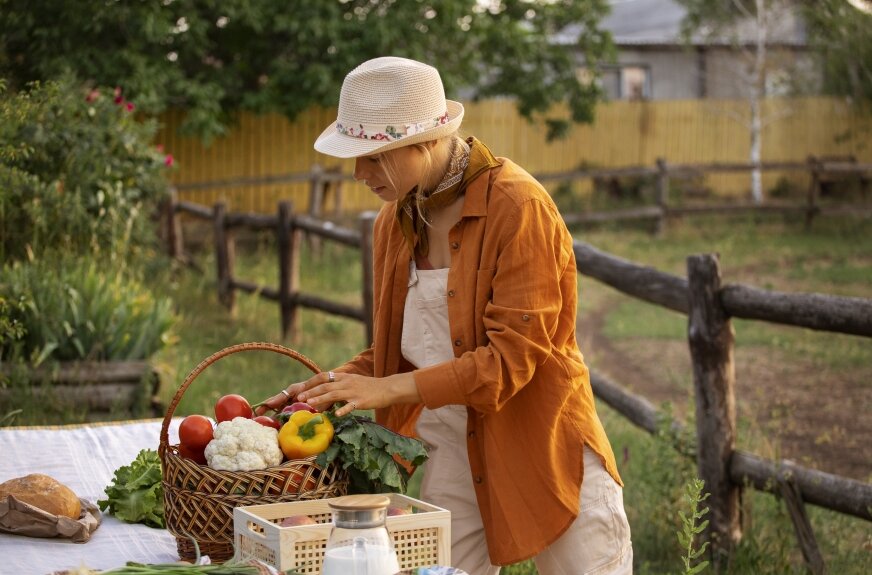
[0,361,162,417]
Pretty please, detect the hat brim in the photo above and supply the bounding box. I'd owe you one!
[314,100,464,159]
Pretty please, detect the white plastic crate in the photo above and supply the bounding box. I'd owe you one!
[234,493,451,574]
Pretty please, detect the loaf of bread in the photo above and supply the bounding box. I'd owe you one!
[0,473,82,519]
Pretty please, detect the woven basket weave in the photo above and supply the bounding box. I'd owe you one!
[158,342,348,562]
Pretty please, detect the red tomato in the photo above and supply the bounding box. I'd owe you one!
[215,394,253,422]
[178,414,214,450]
[253,415,282,430]
[178,443,207,465]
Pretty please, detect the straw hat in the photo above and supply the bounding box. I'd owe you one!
[314,56,464,159]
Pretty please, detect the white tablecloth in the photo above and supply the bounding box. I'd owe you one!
[0,419,184,574]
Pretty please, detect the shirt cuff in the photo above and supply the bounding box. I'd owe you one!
[414,362,466,408]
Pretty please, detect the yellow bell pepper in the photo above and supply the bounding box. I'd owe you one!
[278,410,334,460]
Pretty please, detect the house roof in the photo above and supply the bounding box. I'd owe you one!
[554,0,807,47]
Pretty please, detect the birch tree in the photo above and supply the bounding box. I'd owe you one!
[678,0,800,204]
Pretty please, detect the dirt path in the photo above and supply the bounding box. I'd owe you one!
[579,298,872,483]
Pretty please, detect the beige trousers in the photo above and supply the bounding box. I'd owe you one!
[402,262,633,575]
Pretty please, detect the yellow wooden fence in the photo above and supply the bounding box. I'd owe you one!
[154,97,872,214]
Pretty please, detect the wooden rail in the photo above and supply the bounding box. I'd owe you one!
[543,155,871,234]
[165,193,374,343]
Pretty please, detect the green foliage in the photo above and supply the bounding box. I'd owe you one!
[677,478,711,575]
[98,448,165,528]
[317,410,429,494]
[0,295,26,347]
[803,1,872,107]
[0,0,613,141]
[0,258,176,363]
[0,76,172,263]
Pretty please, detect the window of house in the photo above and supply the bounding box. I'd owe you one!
[620,66,651,100]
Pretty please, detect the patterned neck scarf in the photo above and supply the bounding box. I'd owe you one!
[396,137,500,256]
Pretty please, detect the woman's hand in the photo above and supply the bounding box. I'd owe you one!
[296,371,422,417]
[253,380,307,416]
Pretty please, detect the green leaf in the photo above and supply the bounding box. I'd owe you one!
[321,413,428,494]
[98,448,164,528]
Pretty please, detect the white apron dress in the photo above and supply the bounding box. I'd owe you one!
[401,261,501,575]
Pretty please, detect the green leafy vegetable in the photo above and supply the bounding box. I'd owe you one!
[316,410,428,494]
[98,448,165,528]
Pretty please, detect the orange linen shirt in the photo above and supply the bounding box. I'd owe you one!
[336,145,622,565]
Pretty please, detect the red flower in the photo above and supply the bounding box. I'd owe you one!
[85,89,100,102]
[164,154,174,167]
[125,102,135,112]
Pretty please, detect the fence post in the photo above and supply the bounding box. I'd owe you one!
[213,202,236,312]
[278,201,300,341]
[655,158,669,236]
[805,156,820,230]
[329,167,344,216]
[359,211,377,346]
[162,187,184,260]
[686,254,740,563]
[308,164,325,254]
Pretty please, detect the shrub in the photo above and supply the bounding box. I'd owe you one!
[0,76,173,263]
[0,258,177,364]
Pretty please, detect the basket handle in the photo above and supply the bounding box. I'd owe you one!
[159,342,321,456]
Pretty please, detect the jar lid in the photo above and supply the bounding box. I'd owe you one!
[327,494,391,511]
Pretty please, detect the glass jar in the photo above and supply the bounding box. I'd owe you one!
[322,494,401,575]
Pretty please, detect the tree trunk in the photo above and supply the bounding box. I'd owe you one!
[749,0,767,204]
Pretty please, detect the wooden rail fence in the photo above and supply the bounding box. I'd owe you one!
[576,243,872,572]
[162,182,872,574]
[539,155,872,233]
[168,156,872,235]
[165,193,377,343]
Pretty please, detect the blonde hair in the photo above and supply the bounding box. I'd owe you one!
[379,132,459,223]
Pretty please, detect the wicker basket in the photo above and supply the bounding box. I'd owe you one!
[158,342,349,562]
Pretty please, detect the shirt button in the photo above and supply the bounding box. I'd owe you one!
[522,314,530,321]
[451,242,460,249]
[474,476,483,484]
[448,290,455,297]
[454,339,462,347]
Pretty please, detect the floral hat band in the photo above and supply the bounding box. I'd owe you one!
[336,111,449,142]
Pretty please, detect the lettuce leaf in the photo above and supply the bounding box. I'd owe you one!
[98,448,165,528]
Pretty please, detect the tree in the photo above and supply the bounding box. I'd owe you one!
[677,0,800,204]
[802,0,872,108]
[0,0,612,141]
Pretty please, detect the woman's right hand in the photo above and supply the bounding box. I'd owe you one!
[253,381,306,416]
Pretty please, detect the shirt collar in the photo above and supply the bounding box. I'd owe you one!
[460,137,501,218]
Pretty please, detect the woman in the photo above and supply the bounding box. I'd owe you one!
[259,56,633,574]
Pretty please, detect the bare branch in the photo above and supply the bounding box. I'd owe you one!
[731,0,755,20]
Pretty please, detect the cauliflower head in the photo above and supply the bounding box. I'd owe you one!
[204,416,283,471]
